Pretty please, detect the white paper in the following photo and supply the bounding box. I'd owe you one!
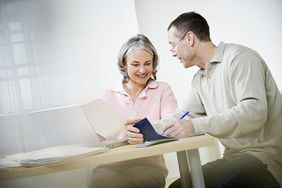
[0,157,21,169]
[81,99,126,138]
[6,145,106,166]
[136,138,176,148]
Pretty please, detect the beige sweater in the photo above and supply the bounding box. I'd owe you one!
[155,42,282,186]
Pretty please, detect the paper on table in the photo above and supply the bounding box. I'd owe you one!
[0,157,21,170]
[6,145,106,166]
[81,99,126,138]
[136,138,176,148]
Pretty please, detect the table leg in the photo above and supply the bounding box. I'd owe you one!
[176,151,190,187]
[187,149,205,188]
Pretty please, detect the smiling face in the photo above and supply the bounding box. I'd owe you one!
[125,48,154,88]
[168,26,197,68]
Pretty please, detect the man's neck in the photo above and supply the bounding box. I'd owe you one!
[196,41,217,69]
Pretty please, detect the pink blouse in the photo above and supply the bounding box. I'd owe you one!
[102,80,177,121]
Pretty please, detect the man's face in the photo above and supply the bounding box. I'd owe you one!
[168,27,195,68]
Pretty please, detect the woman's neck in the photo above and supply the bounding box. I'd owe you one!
[123,81,147,102]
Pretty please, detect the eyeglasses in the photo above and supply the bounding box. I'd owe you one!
[170,32,187,51]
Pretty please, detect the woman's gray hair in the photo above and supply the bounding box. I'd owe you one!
[117,34,159,82]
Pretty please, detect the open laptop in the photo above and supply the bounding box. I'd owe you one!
[30,99,127,149]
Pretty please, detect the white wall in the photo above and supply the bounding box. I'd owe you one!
[134,0,282,178]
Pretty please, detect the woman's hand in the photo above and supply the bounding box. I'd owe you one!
[125,119,144,144]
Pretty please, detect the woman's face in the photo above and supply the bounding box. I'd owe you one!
[125,48,154,88]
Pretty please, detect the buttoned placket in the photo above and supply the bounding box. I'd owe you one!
[123,90,147,119]
[205,63,216,85]
[124,95,135,119]
[206,65,211,85]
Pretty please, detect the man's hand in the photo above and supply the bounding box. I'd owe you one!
[163,120,195,139]
[125,119,144,144]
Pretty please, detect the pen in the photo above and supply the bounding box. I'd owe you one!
[179,111,190,120]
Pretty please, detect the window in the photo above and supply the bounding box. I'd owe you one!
[0,1,43,115]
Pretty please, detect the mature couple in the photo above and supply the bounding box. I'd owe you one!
[88,12,282,188]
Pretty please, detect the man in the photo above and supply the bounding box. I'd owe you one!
[159,11,282,188]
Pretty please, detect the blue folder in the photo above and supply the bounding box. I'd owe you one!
[133,118,176,145]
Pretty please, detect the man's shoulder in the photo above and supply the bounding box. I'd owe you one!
[222,42,256,58]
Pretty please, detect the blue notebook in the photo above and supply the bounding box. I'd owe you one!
[133,118,176,147]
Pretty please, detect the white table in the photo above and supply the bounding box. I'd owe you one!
[0,134,215,188]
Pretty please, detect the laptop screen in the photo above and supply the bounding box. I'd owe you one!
[30,105,103,148]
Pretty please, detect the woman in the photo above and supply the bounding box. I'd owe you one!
[88,34,177,188]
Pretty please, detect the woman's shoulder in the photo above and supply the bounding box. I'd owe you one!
[104,82,123,92]
[102,82,125,98]
[152,80,172,90]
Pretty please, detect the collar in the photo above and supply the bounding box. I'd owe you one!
[209,41,225,63]
[199,41,226,76]
[110,80,159,95]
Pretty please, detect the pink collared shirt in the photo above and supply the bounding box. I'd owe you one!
[101,80,177,175]
[102,80,177,122]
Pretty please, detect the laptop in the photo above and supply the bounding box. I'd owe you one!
[30,99,127,149]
